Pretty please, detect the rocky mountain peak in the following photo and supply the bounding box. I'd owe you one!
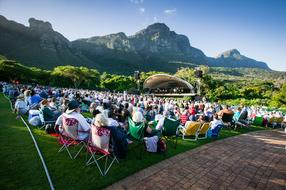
[136,23,170,36]
[218,49,241,58]
[105,32,127,39]
[146,23,169,31]
[29,18,53,32]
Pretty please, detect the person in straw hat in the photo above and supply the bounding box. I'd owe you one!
[14,94,29,119]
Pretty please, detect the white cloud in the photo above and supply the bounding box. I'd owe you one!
[138,7,145,14]
[163,8,177,15]
[130,0,144,4]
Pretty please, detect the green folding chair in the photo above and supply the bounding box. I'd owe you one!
[127,117,147,159]
[162,118,180,148]
[253,116,263,126]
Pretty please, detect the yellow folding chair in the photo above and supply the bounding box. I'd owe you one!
[197,122,211,140]
[178,121,201,141]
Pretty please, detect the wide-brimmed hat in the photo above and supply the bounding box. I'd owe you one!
[40,99,49,106]
[17,94,25,100]
[66,100,79,114]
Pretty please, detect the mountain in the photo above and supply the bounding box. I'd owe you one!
[207,49,269,69]
[0,15,270,74]
[0,16,92,68]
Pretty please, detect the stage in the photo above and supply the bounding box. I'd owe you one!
[148,93,196,97]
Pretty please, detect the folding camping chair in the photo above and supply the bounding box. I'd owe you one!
[127,117,147,159]
[161,118,180,148]
[197,122,211,140]
[178,121,201,141]
[207,124,224,138]
[234,111,249,129]
[253,116,263,126]
[39,109,56,130]
[86,124,119,176]
[58,116,87,159]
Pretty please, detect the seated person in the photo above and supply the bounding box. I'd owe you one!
[154,111,176,131]
[55,100,90,140]
[107,110,120,127]
[233,107,249,127]
[14,94,29,119]
[121,103,131,123]
[40,99,61,122]
[197,115,207,124]
[131,111,155,136]
[89,101,98,115]
[49,97,58,112]
[233,107,242,122]
[210,113,223,130]
[59,98,69,113]
[207,114,224,137]
[92,113,128,159]
[180,110,189,126]
[218,105,234,117]
[30,90,42,107]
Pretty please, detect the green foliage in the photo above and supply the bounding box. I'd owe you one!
[0,59,49,85]
[0,59,100,89]
[100,73,136,92]
[269,83,286,108]
[175,67,196,84]
[140,71,168,82]
[51,66,100,88]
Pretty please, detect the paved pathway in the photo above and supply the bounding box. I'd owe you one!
[106,130,286,190]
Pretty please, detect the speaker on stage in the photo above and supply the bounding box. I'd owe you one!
[195,69,203,78]
[134,71,140,80]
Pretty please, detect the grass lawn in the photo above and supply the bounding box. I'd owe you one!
[0,94,49,189]
[0,94,268,189]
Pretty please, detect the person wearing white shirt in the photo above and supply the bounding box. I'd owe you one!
[210,113,223,130]
[56,100,90,140]
[14,94,29,118]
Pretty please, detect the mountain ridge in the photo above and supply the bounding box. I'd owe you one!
[0,15,270,74]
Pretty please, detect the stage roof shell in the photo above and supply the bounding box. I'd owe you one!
[143,74,195,93]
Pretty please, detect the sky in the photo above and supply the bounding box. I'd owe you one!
[0,0,286,71]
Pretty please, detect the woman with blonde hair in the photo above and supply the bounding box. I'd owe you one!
[93,113,109,128]
[92,113,128,159]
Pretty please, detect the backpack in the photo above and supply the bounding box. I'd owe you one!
[144,136,159,153]
[157,138,167,153]
[29,115,41,126]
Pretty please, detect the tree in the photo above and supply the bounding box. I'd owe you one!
[51,66,100,88]
[0,60,34,83]
[100,74,136,92]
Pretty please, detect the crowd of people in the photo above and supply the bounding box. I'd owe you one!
[1,81,286,158]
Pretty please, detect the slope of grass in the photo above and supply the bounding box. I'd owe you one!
[0,94,268,189]
[0,94,49,189]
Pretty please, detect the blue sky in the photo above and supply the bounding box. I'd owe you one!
[0,0,286,71]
